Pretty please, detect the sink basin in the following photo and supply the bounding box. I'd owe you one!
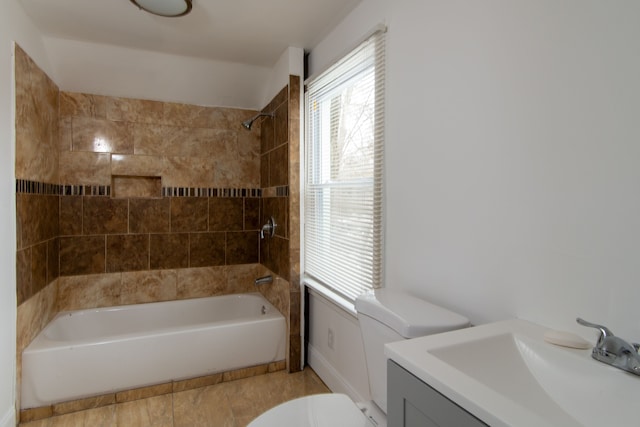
[385,319,639,427]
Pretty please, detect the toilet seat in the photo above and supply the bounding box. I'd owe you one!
[247,394,372,427]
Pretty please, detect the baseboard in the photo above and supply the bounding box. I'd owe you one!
[307,344,368,403]
[0,406,15,427]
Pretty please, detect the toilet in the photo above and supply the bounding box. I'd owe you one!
[248,289,469,427]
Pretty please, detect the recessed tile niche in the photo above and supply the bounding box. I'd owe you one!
[112,175,162,198]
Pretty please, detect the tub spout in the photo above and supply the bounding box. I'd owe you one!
[255,275,273,286]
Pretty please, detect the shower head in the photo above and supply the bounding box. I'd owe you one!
[241,112,274,130]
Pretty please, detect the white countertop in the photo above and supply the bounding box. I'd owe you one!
[385,318,639,427]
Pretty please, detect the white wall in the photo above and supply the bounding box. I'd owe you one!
[0,2,51,425]
[262,46,304,107]
[42,36,273,110]
[41,38,306,111]
[307,291,371,402]
[307,0,640,391]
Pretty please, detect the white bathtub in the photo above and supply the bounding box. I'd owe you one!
[21,293,286,409]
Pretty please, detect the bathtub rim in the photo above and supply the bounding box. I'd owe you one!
[23,292,284,351]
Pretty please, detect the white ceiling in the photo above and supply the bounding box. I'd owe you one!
[19,0,362,67]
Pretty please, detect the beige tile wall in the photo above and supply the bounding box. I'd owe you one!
[56,264,266,311]
[287,76,303,371]
[258,77,302,372]
[58,194,261,276]
[15,45,59,184]
[15,44,60,305]
[59,92,261,188]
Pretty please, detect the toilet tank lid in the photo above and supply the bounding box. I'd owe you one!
[355,289,469,338]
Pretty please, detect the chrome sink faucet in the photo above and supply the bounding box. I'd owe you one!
[577,318,640,376]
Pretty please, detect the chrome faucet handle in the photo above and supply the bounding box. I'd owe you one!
[260,216,277,239]
[576,318,614,347]
[577,317,640,375]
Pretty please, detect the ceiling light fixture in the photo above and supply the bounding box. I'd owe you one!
[130,0,192,17]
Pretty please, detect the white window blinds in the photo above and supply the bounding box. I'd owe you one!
[304,29,385,303]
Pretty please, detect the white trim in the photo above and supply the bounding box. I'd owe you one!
[304,23,387,86]
[304,278,357,318]
[297,282,305,370]
[307,343,368,404]
[0,407,15,427]
[8,41,18,426]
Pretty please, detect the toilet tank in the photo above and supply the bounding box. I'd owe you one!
[355,289,469,414]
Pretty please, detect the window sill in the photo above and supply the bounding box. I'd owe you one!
[303,277,358,318]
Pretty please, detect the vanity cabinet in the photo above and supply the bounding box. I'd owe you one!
[387,360,487,427]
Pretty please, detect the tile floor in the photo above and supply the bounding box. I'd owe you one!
[20,367,331,427]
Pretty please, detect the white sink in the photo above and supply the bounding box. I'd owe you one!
[385,319,639,427]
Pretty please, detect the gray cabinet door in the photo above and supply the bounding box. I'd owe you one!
[387,360,488,427]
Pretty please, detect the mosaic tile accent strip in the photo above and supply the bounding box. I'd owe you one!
[262,186,290,198]
[276,186,289,197]
[16,180,60,195]
[16,180,113,196]
[162,187,261,198]
[16,180,261,199]
[61,185,111,196]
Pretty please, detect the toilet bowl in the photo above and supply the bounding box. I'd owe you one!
[247,393,371,427]
[248,289,470,427]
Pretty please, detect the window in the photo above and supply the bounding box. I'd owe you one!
[304,29,385,303]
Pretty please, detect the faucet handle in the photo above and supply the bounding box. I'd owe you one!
[577,318,614,346]
[260,216,277,239]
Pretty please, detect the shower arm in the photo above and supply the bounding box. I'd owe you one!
[241,112,274,130]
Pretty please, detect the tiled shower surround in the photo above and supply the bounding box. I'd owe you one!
[15,44,301,416]
[259,77,302,371]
